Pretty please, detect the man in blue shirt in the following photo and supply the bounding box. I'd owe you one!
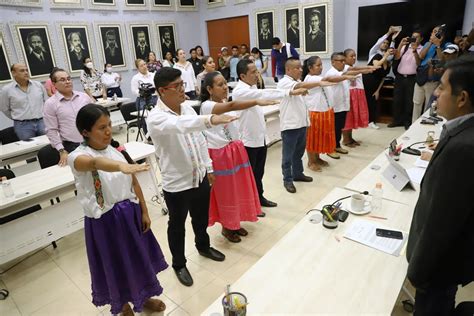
[229,45,240,82]
[271,37,299,81]
[412,25,451,122]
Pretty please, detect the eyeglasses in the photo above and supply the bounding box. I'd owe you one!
[162,81,186,91]
[56,77,72,83]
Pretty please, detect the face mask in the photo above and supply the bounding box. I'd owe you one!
[106,67,113,73]
[85,62,93,69]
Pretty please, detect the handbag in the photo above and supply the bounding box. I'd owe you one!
[415,64,429,86]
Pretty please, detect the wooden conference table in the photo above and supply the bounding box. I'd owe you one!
[203,187,413,315]
[0,141,161,265]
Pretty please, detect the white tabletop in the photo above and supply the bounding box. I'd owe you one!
[95,97,132,108]
[202,187,413,315]
[0,135,50,166]
[124,141,155,160]
[261,104,280,117]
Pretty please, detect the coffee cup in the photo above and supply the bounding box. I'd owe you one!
[351,194,370,213]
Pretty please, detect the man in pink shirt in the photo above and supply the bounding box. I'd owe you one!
[390,31,423,130]
[43,68,93,166]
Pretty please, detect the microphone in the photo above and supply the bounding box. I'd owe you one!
[111,139,135,164]
[330,191,369,206]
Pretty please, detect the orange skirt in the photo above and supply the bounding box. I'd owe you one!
[306,109,336,154]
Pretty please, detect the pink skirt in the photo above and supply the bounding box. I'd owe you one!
[343,88,369,130]
[208,140,262,230]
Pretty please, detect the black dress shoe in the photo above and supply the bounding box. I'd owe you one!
[198,247,225,261]
[294,174,313,182]
[260,197,277,207]
[284,182,297,193]
[174,267,193,286]
[387,122,403,128]
[257,211,266,217]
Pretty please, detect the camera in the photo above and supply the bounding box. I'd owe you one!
[408,37,416,43]
[138,82,156,99]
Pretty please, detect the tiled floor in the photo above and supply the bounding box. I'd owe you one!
[1,124,472,315]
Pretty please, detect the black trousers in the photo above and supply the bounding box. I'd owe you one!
[163,177,211,269]
[245,145,267,201]
[414,285,458,316]
[393,75,416,126]
[365,90,378,123]
[334,111,347,148]
[63,141,80,153]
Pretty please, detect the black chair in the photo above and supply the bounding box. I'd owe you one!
[119,102,141,142]
[455,301,474,316]
[0,127,19,145]
[37,145,61,205]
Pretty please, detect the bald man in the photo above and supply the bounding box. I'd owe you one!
[0,63,48,140]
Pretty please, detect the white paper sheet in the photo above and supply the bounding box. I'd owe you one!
[406,167,426,184]
[344,219,407,256]
[415,157,429,169]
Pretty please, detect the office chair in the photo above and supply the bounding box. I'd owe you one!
[37,145,61,205]
[454,301,474,316]
[0,127,19,145]
[119,102,141,142]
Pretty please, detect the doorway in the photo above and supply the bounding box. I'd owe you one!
[206,15,250,66]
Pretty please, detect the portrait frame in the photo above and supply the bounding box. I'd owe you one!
[150,0,174,11]
[50,0,83,9]
[302,1,333,58]
[57,22,95,77]
[0,24,14,84]
[89,0,117,10]
[254,9,276,52]
[207,0,225,9]
[9,22,57,80]
[128,22,156,62]
[156,22,178,60]
[94,22,128,71]
[176,0,197,11]
[0,0,42,8]
[234,0,253,4]
[283,5,301,50]
[124,0,148,11]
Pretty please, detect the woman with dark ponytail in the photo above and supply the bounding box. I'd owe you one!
[200,72,278,242]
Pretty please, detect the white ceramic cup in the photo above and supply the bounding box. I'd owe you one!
[351,194,368,212]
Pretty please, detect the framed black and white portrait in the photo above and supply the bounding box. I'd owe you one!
[156,23,177,59]
[151,0,174,11]
[0,0,42,8]
[96,23,126,69]
[285,7,300,49]
[177,0,197,11]
[255,10,275,51]
[0,25,13,84]
[59,23,93,75]
[125,0,147,10]
[208,0,225,8]
[89,0,117,10]
[129,23,153,62]
[303,3,328,54]
[11,24,56,78]
[50,0,83,9]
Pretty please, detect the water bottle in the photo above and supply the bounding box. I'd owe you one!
[371,182,383,212]
[1,176,14,198]
[112,93,118,101]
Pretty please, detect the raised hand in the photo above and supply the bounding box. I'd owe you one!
[256,99,280,106]
[119,163,150,174]
[211,114,238,125]
[291,88,309,96]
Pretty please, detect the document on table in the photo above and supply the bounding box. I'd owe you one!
[344,219,407,256]
[406,167,426,184]
[414,157,429,169]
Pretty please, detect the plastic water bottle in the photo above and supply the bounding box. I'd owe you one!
[112,93,118,101]
[371,182,383,212]
[1,176,14,198]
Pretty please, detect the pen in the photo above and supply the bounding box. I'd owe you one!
[367,215,387,220]
[321,208,334,222]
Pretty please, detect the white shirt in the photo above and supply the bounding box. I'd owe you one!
[304,75,332,112]
[325,66,350,113]
[231,80,289,148]
[162,60,174,67]
[200,100,240,149]
[130,71,155,97]
[174,62,196,93]
[101,72,120,89]
[146,99,214,193]
[67,145,137,219]
[277,75,309,131]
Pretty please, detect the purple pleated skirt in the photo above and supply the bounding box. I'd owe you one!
[84,199,168,314]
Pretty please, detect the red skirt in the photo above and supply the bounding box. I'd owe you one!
[343,88,369,130]
[306,109,336,154]
[208,140,262,230]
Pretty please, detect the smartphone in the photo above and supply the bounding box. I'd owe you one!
[393,26,402,32]
[23,138,34,142]
[376,228,403,240]
[408,37,416,43]
[337,210,349,222]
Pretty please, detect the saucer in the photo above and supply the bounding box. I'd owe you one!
[348,205,371,215]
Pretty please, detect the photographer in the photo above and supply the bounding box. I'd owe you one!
[412,25,452,122]
[131,59,158,135]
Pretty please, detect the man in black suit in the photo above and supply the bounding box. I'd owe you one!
[258,16,272,49]
[161,28,175,57]
[286,12,300,49]
[26,31,54,76]
[67,31,89,71]
[406,55,474,315]
[305,9,326,52]
[104,29,123,66]
[135,30,150,61]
